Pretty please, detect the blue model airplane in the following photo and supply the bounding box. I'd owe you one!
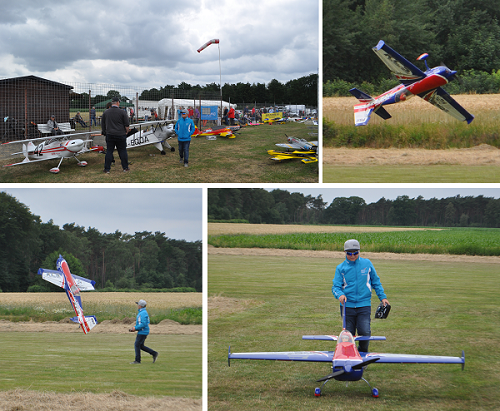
[350,40,474,126]
[228,304,464,397]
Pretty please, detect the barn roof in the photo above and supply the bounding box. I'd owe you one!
[0,75,73,89]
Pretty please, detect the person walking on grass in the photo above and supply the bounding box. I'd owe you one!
[129,299,158,364]
[174,108,195,168]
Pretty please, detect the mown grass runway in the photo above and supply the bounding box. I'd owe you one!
[0,332,202,398]
[208,253,499,410]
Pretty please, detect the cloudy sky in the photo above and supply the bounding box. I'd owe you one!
[266,186,500,206]
[0,0,319,88]
[1,187,202,241]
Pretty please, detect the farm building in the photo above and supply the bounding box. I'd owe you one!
[0,75,73,141]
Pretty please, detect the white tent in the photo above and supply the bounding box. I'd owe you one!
[157,98,236,121]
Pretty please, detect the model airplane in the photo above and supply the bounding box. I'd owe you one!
[268,135,318,163]
[38,255,97,334]
[351,40,474,126]
[192,126,235,139]
[2,131,103,173]
[126,120,176,153]
[228,304,464,397]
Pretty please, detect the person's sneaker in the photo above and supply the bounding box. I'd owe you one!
[103,170,110,174]
[184,163,188,168]
[153,353,159,363]
[179,158,183,164]
[123,168,130,172]
[129,361,141,364]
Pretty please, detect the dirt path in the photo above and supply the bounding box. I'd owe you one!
[323,144,500,166]
[0,318,201,334]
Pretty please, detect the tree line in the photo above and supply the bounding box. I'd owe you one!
[323,0,500,93]
[70,73,318,109]
[209,188,500,228]
[0,192,202,293]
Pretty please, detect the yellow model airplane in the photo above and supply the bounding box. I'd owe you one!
[268,136,318,164]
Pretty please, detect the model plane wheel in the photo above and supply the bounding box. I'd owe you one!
[372,388,379,398]
[314,387,321,397]
[49,167,60,174]
[160,150,166,155]
[79,161,88,167]
[170,147,175,152]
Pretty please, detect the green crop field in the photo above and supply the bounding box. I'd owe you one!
[0,332,201,398]
[208,227,500,256]
[208,253,499,410]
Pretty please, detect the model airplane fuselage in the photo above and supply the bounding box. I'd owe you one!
[228,304,464,397]
[38,255,97,334]
[351,40,474,126]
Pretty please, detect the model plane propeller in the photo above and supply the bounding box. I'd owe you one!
[38,255,97,334]
[228,304,464,397]
[350,40,474,126]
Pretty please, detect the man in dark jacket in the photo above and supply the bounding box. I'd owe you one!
[101,97,130,173]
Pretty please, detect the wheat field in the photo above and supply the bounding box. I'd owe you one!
[323,94,500,125]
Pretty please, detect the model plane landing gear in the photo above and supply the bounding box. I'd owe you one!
[361,377,379,398]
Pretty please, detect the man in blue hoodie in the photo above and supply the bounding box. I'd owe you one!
[332,239,389,353]
[174,109,195,168]
[129,299,158,364]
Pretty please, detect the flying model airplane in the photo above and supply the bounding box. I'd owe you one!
[2,131,103,173]
[267,135,318,163]
[38,255,97,334]
[126,120,176,153]
[228,304,464,397]
[351,40,474,126]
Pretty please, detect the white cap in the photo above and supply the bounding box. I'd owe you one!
[135,299,147,307]
[344,239,360,251]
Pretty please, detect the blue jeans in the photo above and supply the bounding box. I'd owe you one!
[178,140,191,164]
[134,334,157,363]
[342,306,371,352]
[105,135,128,171]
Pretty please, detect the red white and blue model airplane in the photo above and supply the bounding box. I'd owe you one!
[228,304,464,397]
[350,40,474,126]
[38,255,97,334]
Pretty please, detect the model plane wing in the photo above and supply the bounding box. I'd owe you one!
[364,351,465,366]
[229,348,334,363]
[37,268,64,288]
[72,274,96,291]
[419,87,474,123]
[373,40,426,84]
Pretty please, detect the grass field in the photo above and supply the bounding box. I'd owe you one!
[0,122,318,183]
[322,95,500,183]
[0,332,201,397]
[323,164,500,183]
[208,253,499,410]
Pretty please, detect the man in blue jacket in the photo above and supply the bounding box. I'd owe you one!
[174,109,195,168]
[332,239,389,353]
[129,299,158,364]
